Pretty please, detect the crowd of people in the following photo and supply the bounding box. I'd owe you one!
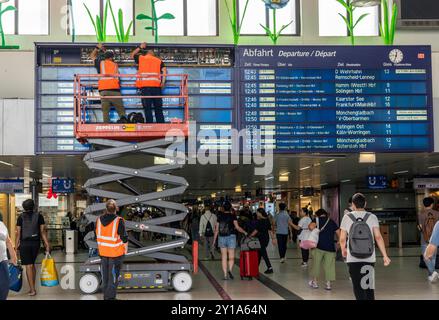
[3,193,439,301]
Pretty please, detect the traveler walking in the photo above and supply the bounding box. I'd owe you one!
[273,203,298,263]
[340,193,391,300]
[297,208,312,267]
[199,206,217,260]
[308,209,340,290]
[417,197,439,282]
[96,199,128,300]
[213,202,247,280]
[0,218,18,300]
[15,199,50,296]
[249,208,275,274]
[424,221,439,271]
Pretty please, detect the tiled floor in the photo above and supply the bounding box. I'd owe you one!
[7,243,439,300]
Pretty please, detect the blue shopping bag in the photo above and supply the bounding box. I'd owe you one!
[8,264,23,292]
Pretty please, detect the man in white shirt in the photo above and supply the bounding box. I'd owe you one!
[199,207,217,260]
[340,193,391,300]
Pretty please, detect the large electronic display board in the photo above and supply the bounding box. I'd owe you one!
[35,43,235,154]
[237,46,433,153]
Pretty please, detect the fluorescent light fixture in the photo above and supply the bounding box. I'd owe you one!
[325,159,336,164]
[42,174,51,178]
[265,176,274,181]
[254,180,260,184]
[320,183,328,186]
[235,186,242,193]
[359,152,376,164]
[394,170,409,175]
[24,168,35,173]
[279,175,289,182]
[300,166,311,171]
[0,161,13,167]
[211,193,216,198]
[280,171,290,176]
[428,165,439,170]
[313,163,321,167]
[341,179,351,183]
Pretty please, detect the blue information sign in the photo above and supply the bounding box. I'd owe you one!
[367,176,388,190]
[52,178,75,193]
[238,46,433,153]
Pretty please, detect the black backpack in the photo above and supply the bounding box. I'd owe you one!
[127,112,145,123]
[204,214,214,237]
[21,212,40,241]
[348,213,374,259]
[219,219,232,237]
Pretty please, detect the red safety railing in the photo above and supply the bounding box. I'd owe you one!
[74,73,189,142]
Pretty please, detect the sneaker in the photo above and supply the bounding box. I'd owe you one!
[308,280,318,289]
[428,271,439,283]
[325,281,332,291]
[228,271,234,280]
[264,268,274,274]
[280,258,285,264]
[301,262,308,268]
[223,275,229,281]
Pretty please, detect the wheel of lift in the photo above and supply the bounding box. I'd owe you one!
[79,273,101,294]
[172,271,193,292]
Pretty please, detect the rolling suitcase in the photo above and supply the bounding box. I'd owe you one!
[240,250,259,280]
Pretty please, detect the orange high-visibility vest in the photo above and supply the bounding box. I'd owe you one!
[98,60,120,91]
[96,216,126,258]
[136,55,163,88]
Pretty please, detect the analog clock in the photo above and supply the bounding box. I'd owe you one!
[389,49,404,64]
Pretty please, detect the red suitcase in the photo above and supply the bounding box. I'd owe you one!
[240,250,259,280]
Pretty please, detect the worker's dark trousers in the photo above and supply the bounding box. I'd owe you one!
[140,87,164,123]
[100,255,124,300]
[348,262,375,300]
[0,261,9,300]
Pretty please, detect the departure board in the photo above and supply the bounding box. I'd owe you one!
[238,46,433,153]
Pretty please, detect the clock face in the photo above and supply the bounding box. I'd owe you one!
[389,49,404,64]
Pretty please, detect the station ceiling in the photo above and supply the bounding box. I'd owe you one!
[0,153,438,197]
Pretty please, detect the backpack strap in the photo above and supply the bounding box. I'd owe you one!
[362,213,371,223]
[348,213,357,223]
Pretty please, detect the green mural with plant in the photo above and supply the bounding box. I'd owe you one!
[0,0,18,49]
[84,0,109,42]
[336,0,370,45]
[137,0,175,44]
[108,0,134,43]
[260,0,294,45]
[380,0,398,45]
[224,0,250,45]
[67,0,76,43]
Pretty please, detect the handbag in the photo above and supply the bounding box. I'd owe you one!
[300,218,330,250]
[8,264,23,292]
[40,253,59,287]
[241,236,261,251]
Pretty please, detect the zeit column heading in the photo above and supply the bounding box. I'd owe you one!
[238,46,433,153]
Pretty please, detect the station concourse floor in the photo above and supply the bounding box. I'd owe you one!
[8,243,439,301]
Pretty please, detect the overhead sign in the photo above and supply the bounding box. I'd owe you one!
[238,45,433,153]
[367,175,388,189]
[413,178,439,189]
[52,178,75,193]
[0,179,24,194]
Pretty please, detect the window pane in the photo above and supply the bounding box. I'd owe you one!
[187,0,217,36]
[319,0,347,36]
[2,0,16,35]
[104,0,134,36]
[353,5,379,36]
[18,0,49,35]
[70,0,100,36]
[239,0,266,35]
[268,1,297,35]
[155,0,184,36]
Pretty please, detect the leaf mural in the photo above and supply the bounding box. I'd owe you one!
[260,0,294,45]
[335,0,371,45]
[0,0,17,48]
[136,0,176,44]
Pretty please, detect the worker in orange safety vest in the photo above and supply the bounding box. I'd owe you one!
[131,43,167,123]
[95,199,128,300]
[90,44,126,123]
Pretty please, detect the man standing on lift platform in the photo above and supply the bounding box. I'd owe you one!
[90,44,125,123]
[131,43,167,123]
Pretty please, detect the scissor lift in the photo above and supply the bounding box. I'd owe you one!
[74,73,194,294]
